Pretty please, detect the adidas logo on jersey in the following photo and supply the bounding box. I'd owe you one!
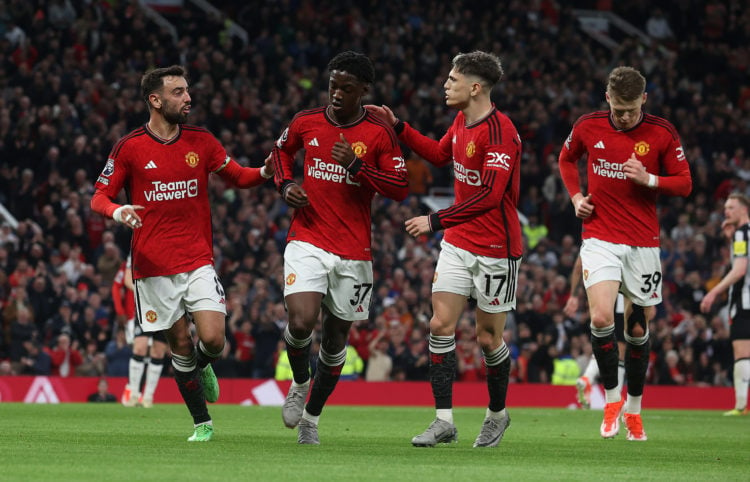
[489,298,501,306]
[308,138,319,147]
[355,305,364,313]
[145,160,158,169]
[594,141,605,149]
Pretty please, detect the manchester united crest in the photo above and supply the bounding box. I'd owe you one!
[433,272,438,283]
[286,273,297,286]
[185,151,199,167]
[145,310,158,323]
[351,141,367,158]
[583,269,589,281]
[634,141,650,156]
[466,141,476,157]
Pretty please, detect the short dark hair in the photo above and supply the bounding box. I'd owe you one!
[452,51,504,88]
[140,65,187,103]
[327,51,375,84]
[606,66,646,102]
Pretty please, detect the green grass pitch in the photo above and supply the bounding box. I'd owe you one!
[3,403,748,481]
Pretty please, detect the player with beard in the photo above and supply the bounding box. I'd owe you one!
[91,65,274,441]
[559,66,692,441]
[274,51,408,445]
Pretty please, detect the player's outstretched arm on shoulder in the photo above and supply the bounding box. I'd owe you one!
[365,104,398,126]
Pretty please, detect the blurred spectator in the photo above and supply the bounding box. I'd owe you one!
[87,378,117,403]
[104,328,132,377]
[17,340,51,375]
[47,333,83,377]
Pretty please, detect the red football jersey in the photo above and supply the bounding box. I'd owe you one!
[93,125,232,278]
[559,111,692,247]
[273,107,408,260]
[399,107,523,259]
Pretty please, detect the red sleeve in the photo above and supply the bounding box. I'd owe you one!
[558,126,586,198]
[273,119,304,194]
[346,128,409,201]
[398,121,454,167]
[655,138,692,197]
[215,159,268,188]
[433,140,520,230]
[91,190,119,218]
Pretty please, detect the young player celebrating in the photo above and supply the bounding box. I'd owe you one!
[274,51,408,445]
[370,50,522,448]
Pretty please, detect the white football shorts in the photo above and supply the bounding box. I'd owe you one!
[580,238,662,306]
[134,264,227,332]
[283,241,372,321]
[432,240,520,313]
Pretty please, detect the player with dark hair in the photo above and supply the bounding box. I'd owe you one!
[700,192,750,416]
[369,50,522,448]
[274,51,408,444]
[559,66,692,441]
[91,65,274,441]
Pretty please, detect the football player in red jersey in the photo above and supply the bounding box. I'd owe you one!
[91,65,273,442]
[273,51,408,444]
[369,51,522,448]
[559,66,692,441]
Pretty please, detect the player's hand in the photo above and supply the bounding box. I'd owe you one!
[699,292,716,314]
[623,153,649,185]
[283,183,310,208]
[721,219,737,240]
[113,204,145,229]
[405,215,431,237]
[364,104,398,126]
[573,193,594,219]
[261,152,274,178]
[563,295,579,318]
[332,133,356,167]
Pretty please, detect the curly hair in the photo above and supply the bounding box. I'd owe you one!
[451,51,504,88]
[327,51,375,84]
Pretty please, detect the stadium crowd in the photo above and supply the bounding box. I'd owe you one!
[0,0,749,395]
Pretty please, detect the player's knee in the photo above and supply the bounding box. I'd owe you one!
[589,312,613,330]
[429,315,455,336]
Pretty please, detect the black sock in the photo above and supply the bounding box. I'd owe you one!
[430,349,456,409]
[174,368,210,424]
[287,343,312,384]
[486,356,511,412]
[625,338,650,397]
[591,327,619,390]
[305,361,342,416]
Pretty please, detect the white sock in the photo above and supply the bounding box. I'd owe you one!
[436,409,453,424]
[605,388,622,404]
[624,394,642,414]
[583,355,599,381]
[142,361,163,400]
[128,358,146,395]
[486,408,506,420]
[733,359,750,410]
[301,409,319,425]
